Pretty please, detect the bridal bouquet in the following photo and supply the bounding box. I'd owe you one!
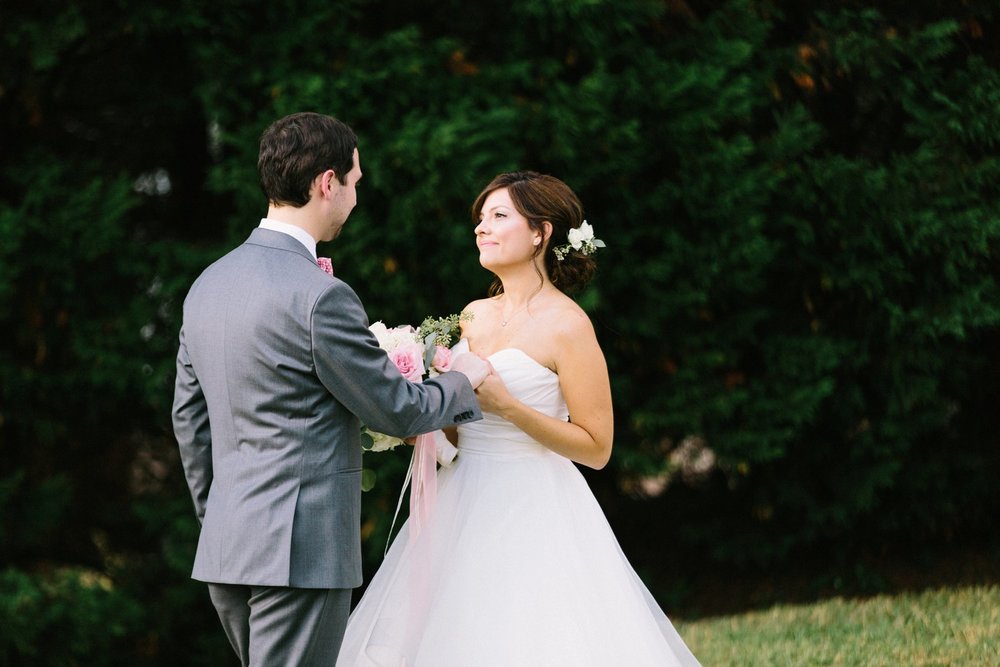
[363,311,471,543]
[362,311,469,454]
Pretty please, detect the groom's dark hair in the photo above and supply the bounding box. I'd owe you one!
[258,112,358,207]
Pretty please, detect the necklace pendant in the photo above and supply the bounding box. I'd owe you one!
[500,320,508,327]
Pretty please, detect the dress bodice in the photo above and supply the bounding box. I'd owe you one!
[456,347,569,458]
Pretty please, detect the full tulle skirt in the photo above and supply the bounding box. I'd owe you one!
[337,443,700,666]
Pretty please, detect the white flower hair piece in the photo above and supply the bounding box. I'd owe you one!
[552,220,606,261]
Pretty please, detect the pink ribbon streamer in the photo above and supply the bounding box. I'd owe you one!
[408,432,437,541]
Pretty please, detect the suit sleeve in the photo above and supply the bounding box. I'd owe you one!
[171,325,213,523]
[311,281,482,436]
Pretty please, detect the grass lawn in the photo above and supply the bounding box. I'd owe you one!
[675,584,999,666]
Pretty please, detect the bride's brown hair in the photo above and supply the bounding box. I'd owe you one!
[471,171,596,296]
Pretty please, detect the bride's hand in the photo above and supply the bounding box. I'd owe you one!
[473,369,514,416]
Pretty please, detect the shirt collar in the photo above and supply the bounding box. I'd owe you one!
[258,218,318,261]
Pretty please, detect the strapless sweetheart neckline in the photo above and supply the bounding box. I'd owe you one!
[483,347,557,376]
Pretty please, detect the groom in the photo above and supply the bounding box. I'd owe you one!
[172,112,488,665]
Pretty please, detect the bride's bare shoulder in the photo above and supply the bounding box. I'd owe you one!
[460,298,494,333]
[546,297,596,343]
[462,297,493,314]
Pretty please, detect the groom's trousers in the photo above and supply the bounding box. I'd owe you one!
[207,583,352,666]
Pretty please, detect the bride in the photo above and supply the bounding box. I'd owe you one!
[337,171,700,666]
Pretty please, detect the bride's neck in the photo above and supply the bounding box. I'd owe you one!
[495,265,554,308]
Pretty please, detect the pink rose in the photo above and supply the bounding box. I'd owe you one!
[390,343,426,382]
[431,345,452,373]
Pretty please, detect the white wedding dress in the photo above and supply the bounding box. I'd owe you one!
[337,347,701,666]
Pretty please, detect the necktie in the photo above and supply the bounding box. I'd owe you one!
[317,257,333,276]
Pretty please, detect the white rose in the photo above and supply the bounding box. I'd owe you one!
[568,220,596,249]
[387,326,420,351]
[369,321,391,349]
[368,430,403,452]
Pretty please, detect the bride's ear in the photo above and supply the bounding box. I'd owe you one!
[538,221,553,247]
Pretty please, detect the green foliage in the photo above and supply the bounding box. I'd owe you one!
[416,310,473,350]
[0,567,142,666]
[0,472,71,562]
[600,3,1000,566]
[1,0,998,662]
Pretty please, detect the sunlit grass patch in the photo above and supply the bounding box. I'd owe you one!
[676,585,1000,666]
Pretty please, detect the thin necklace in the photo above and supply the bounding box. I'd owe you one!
[499,285,552,326]
[500,300,529,327]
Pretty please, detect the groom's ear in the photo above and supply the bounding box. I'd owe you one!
[315,169,338,198]
[309,171,327,200]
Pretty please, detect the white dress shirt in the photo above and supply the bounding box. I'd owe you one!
[258,218,318,261]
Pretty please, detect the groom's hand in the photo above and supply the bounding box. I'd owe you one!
[450,352,491,389]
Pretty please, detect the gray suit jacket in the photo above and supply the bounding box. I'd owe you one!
[172,228,481,589]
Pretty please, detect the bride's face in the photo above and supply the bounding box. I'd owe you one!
[475,188,541,270]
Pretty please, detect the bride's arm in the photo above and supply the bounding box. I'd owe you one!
[441,299,486,449]
[475,312,614,469]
